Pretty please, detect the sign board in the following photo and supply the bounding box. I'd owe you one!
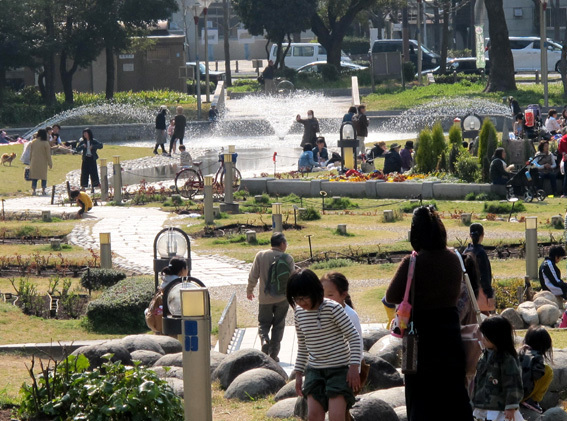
[201,29,218,45]
[393,23,402,32]
[119,54,134,60]
[237,29,255,44]
[475,26,486,69]
[372,52,402,77]
[122,63,134,72]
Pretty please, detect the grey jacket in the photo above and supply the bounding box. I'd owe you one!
[247,248,295,305]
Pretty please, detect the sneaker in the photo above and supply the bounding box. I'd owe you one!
[162,152,170,157]
[153,150,158,155]
[522,399,543,414]
[31,190,36,196]
[41,189,47,196]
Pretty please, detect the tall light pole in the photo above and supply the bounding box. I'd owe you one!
[417,0,423,84]
[203,1,211,103]
[193,2,202,119]
[540,0,549,107]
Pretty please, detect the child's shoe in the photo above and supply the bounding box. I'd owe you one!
[521,398,543,414]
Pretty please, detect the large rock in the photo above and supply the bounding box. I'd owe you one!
[266,398,297,419]
[350,396,399,421]
[363,386,406,409]
[501,308,525,330]
[519,406,543,421]
[118,334,165,354]
[368,335,403,368]
[542,349,567,408]
[363,353,404,392]
[534,297,559,310]
[166,377,184,398]
[537,304,562,327]
[210,351,227,375]
[71,342,132,369]
[395,406,408,421]
[517,301,539,326]
[130,350,163,366]
[362,328,390,351]
[150,366,183,379]
[153,352,183,367]
[150,335,182,354]
[543,407,567,420]
[224,368,286,401]
[213,348,287,389]
[274,380,297,402]
[534,291,558,304]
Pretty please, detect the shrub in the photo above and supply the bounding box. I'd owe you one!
[493,278,526,311]
[311,258,355,270]
[454,150,480,183]
[415,128,435,173]
[431,121,447,171]
[84,276,154,333]
[465,192,476,201]
[299,207,321,221]
[478,118,498,182]
[281,193,301,203]
[325,197,359,210]
[448,125,463,173]
[80,268,127,293]
[483,201,526,214]
[18,355,183,420]
[399,200,437,213]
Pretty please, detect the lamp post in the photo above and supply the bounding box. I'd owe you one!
[204,175,214,225]
[525,216,538,280]
[272,202,283,232]
[100,233,112,269]
[416,0,423,84]
[338,122,358,172]
[112,156,122,204]
[203,1,211,103]
[540,0,549,107]
[99,158,108,201]
[193,2,202,119]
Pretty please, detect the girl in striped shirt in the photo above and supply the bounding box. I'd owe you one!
[287,269,361,421]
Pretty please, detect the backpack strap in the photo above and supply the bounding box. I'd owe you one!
[454,250,482,325]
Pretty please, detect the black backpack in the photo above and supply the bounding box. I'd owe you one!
[264,253,291,297]
[351,114,361,134]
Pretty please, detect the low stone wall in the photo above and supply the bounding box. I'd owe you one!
[241,177,507,200]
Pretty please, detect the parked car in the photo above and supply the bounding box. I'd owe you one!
[369,39,441,71]
[297,61,367,73]
[446,57,490,75]
[185,62,225,85]
[485,37,562,72]
[268,43,352,69]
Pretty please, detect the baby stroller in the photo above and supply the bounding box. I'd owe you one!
[506,156,546,202]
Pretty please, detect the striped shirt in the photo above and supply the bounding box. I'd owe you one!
[294,298,362,373]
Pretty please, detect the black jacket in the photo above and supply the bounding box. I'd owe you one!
[383,150,402,174]
[76,138,103,161]
[155,111,167,130]
[464,243,493,298]
[539,257,567,298]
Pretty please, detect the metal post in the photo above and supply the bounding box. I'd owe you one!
[204,175,214,225]
[194,12,202,119]
[100,233,112,269]
[272,202,283,232]
[540,0,549,107]
[204,4,211,103]
[525,216,538,280]
[100,158,108,201]
[224,146,234,204]
[112,156,122,204]
[417,0,423,84]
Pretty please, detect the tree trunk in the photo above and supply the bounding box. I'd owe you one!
[105,45,115,100]
[0,68,5,105]
[484,0,516,92]
[434,7,441,51]
[222,0,232,87]
[43,9,56,106]
[554,0,561,41]
[440,4,450,74]
[402,7,409,61]
[60,51,78,104]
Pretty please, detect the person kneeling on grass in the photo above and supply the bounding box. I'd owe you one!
[70,189,93,217]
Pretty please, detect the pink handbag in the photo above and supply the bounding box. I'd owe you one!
[391,251,417,338]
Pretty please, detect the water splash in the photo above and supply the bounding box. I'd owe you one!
[382,97,510,132]
[22,103,156,139]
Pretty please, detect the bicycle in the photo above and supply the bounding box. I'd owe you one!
[275,77,295,94]
[175,153,242,199]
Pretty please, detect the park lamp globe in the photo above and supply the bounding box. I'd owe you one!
[156,229,187,258]
[342,123,355,140]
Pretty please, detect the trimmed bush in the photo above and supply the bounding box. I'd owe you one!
[478,118,498,182]
[483,201,525,214]
[85,276,154,333]
[326,197,359,210]
[448,125,463,173]
[299,207,321,221]
[431,121,447,171]
[415,128,435,173]
[80,268,127,293]
[454,150,480,183]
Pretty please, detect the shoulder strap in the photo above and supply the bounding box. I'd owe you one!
[404,251,417,304]
[454,249,482,324]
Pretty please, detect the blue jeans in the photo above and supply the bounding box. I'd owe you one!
[31,179,47,190]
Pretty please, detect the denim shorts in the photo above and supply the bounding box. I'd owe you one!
[302,366,355,411]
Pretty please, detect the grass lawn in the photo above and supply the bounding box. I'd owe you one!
[0,144,152,197]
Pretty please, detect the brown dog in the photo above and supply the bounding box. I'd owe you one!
[1,152,16,166]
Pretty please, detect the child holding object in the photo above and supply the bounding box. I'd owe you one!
[70,189,93,217]
[519,326,554,414]
[472,316,524,421]
[287,269,361,421]
[179,145,192,168]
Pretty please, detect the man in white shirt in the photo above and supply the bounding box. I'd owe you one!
[545,109,561,135]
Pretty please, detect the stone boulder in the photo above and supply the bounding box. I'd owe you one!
[266,398,297,419]
[542,349,567,408]
[363,353,404,392]
[150,335,183,354]
[519,406,543,421]
[537,304,561,327]
[501,308,525,330]
[150,366,168,378]
[534,291,558,304]
[118,335,165,355]
[166,377,184,398]
[350,396,399,421]
[224,368,286,401]
[210,351,227,375]
[71,342,132,369]
[362,328,390,351]
[213,348,287,389]
[164,367,184,379]
[368,335,403,368]
[153,352,183,367]
[395,406,408,421]
[534,297,559,310]
[363,386,406,409]
[274,380,297,402]
[130,350,163,366]
[517,301,539,326]
[543,407,567,420]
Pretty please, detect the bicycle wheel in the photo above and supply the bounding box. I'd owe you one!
[220,167,242,195]
[175,168,201,199]
[277,80,295,94]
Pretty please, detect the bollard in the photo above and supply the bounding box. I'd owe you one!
[113,156,122,203]
[224,147,234,204]
[50,238,61,250]
[215,60,218,71]
[212,206,220,218]
[272,202,283,232]
[245,230,257,244]
[100,233,112,269]
[254,195,263,203]
[337,224,347,235]
[100,158,109,201]
[461,213,472,225]
[525,217,538,280]
[50,186,56,205]
[383,210,394,222]
[42,210,51,222]
[204,176,214,225]
[535,70,540,84]
[235,60,239,73]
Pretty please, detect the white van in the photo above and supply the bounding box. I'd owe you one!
[268,43,352,69]
[486,36,563,72]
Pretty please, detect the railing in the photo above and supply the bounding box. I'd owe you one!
[217,292,237,354]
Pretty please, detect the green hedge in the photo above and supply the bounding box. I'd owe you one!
[85,276,154,333]
[80,268,127,293]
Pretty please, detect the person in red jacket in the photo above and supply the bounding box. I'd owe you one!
[557,132,567,198]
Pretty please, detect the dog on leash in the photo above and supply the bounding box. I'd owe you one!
[1,152,16,166]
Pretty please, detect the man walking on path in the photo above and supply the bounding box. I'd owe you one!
[247,232,295,361]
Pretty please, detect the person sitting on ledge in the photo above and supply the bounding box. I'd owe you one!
[489,147,514,185]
